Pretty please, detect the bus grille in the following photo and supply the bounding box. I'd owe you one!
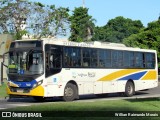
[10,87,30,93]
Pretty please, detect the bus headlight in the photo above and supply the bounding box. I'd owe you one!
[37,80,43,85]
[33,80,43,88]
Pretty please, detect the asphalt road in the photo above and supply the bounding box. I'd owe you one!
[0,82,160,110]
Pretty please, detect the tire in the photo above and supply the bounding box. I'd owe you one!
[63,83,78,101]
[125,81,135,97]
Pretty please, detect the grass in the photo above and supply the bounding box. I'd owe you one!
[5,98,160,111]
[0,80,8,98]
[3,98,160,111]
[1,98,160,120]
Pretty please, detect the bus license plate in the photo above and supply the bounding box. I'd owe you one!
[17,89,24,93]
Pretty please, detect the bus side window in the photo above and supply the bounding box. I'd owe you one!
[91,49,98,67]
[64,47,81,67]
[145,53,155,69]
[50,53,61,68]
[98,49,111,68]
[64,53,70,67]
[83,61,88,67]
[45,44,62,77]
[134,52,143,68]
[82,49,90,67]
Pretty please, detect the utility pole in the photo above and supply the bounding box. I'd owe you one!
[82,0,85,8]
[0,42,4,86]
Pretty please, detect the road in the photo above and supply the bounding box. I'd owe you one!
[0,82,160,110]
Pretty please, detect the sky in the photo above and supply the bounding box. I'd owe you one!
[31,0,160,27]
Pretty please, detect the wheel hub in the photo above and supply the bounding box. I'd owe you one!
[128,85,133,94]
[65,87,73,97]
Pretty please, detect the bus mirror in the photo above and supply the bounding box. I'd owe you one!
[2,52,9,68]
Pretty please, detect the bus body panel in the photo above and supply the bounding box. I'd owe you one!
[44,68,158,97]
[5,39,158,100]
[7,69,158,97]
[7,75,46,97]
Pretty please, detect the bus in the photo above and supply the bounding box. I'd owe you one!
[3,39,158,101]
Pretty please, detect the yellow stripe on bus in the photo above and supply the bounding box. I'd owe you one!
[99,69,143,81]
[7,85,44,96]
[141,71,157,80]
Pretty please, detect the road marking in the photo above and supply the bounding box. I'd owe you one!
[0,104,31,110]
[8,104,31,107]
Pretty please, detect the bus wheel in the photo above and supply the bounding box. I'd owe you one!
[63,83,77,101]
[125,81,135,97]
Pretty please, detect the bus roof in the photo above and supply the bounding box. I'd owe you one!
[14,38,156,53]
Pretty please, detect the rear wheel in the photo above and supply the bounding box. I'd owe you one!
[125,81,135,97]
[63,83,78,101]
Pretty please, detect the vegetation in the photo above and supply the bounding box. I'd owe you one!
[92,16,160,64]
[2,98,160,120]
[123,19,160,62]
[69,7,95,42]
[0,81,7,98]
[0,2,160,120]
[0,1,160,61]
[0,0,70,39]
[5,98,160,111]
[92,16,144,42]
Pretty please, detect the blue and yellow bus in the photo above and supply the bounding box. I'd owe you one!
[3,39,158,101]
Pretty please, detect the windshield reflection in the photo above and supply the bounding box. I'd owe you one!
[8,50,44,75]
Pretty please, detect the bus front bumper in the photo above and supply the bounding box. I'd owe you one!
[6,85,44,97]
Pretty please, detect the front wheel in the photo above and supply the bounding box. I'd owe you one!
[125,81,135,97]
[63,83,78,101]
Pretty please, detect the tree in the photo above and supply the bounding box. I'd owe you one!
[123,20,160,61]
[0,0,70,39]
[0,0,30,39]
[92,16,144,43]
[92,26,107,41]
[28,4,70,38]
[69,7,95,42]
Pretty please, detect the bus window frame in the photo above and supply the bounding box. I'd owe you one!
[45,44,156,70]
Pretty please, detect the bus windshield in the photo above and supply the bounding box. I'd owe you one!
[8,50,44,75]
